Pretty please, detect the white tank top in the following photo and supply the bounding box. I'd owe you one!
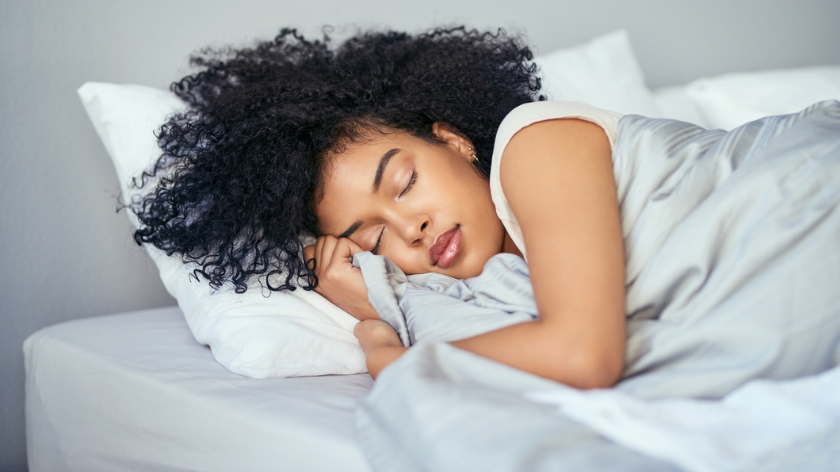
[489,101,623,260]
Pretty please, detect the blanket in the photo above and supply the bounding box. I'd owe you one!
[353,101,840,472]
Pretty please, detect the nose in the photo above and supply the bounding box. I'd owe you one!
[391,211,430,247]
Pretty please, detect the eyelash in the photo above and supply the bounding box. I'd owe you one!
[372,227,385,255]
[373,170,418,254]
[399,170,418,198]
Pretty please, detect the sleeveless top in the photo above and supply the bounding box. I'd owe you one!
[489,101,623,260]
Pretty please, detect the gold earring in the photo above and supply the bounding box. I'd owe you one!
[468,146,479,164]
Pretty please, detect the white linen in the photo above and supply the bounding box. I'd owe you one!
[24,306,373,472]
[685,66,840,130]
[526,366,840,472]
[534,30,659,116]
[651,85,713,128]
[77,82,368,378]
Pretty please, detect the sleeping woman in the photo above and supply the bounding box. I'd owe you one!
[132,27,840,393]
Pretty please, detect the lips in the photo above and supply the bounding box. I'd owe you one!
[429,226,462,269]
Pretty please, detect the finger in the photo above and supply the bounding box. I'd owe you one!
[353,320,364,338]
[303,245,316,270]
[312,237,325,274]
[344,238,366,256]
[311,236,330,278]
[328,237,362,270]
[353,319,375,339]
[314,236,332,274]
[318,235,338,271]
[313,238,322,269]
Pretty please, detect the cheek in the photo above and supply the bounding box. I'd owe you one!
[380,249,422,275]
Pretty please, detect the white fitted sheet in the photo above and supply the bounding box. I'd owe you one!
[24,306,373,472]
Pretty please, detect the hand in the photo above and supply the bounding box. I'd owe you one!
[304,235,378,320]
[354,319,406,379]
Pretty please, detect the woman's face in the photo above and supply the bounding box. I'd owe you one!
[315,124,506,279]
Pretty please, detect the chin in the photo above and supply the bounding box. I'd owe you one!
[450,255,491,279]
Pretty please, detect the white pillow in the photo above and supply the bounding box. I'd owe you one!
[651,85,713,129]
[78,82,367,378]
[534,30,659,117]
[685,66,840,130]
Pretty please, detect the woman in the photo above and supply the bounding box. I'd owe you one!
[306,108,625,386]
[137,26,839,390]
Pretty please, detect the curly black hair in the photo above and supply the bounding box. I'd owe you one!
[131,26,543,293]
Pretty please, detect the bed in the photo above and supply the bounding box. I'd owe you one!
[24,306,373,472]
[25,29,840,472]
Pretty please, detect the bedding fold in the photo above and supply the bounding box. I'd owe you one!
[354,251,537,346]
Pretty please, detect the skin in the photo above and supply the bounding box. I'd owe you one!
[306,119,626,389]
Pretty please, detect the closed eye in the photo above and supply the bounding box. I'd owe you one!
[372,169,416,254]
[399,170,418,198]
[371,227,385,255]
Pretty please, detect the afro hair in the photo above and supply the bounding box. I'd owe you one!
[131,26,543,293]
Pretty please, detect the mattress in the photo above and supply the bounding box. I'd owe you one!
[24,306,373,472]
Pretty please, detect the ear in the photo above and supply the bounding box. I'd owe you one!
[432,122,475,161]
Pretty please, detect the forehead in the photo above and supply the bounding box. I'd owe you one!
[316,131,415,232]
[325,129,415,170]
[324,134,398,178]
[320,128,433,189]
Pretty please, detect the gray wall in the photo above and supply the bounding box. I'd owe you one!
[2,0,838,470]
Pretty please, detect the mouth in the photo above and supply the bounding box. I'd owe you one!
[429,226,462,269]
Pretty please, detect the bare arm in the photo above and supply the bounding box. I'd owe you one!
[450,118,626,388]
[364,119,626,387]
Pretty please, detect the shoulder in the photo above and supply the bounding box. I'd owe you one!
[490,102,621,190]
[490,101,620,195]
[488,102,619,259]
[495,101,623,155]
[500,119,613,195]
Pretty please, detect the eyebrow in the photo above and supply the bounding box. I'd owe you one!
[338,220,363,239]
[372,148,401,193]
[337,148,401,240]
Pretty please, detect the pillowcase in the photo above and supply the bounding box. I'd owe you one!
[533,30,659,117]
[78,82,367,378]
[685,66,840,130]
